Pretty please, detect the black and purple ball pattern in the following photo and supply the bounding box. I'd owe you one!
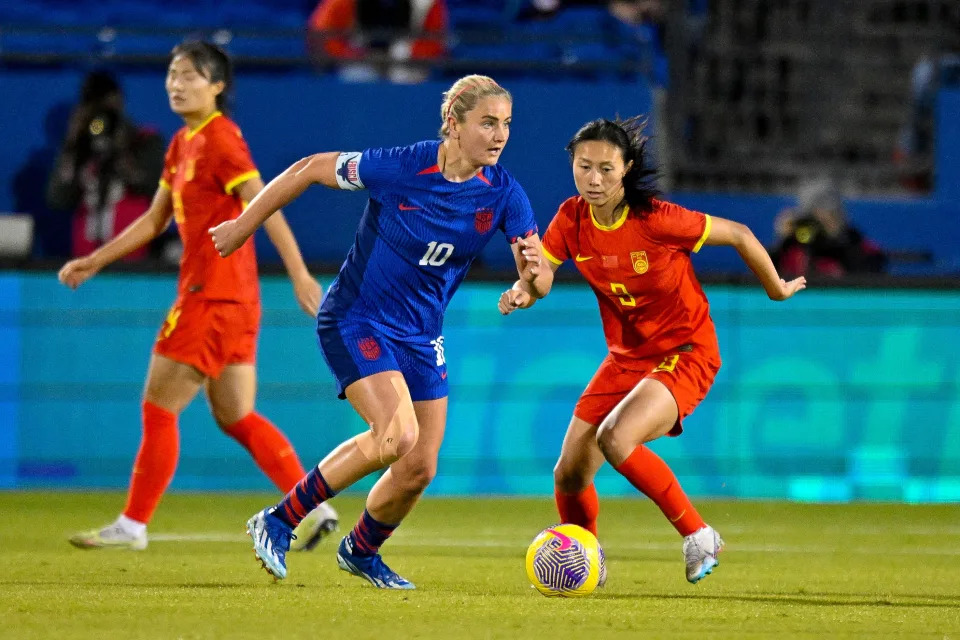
[531,530,590,592]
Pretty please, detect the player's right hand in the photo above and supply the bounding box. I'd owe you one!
[770,276,807,301]
[498,287,531,315]
[208,219,248,257]
[58,256,99,290]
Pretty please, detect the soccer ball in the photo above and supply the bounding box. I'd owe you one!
[525,523,606,597]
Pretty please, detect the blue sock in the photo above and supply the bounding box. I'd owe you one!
[348,509,398,556]
[273,466,336,528]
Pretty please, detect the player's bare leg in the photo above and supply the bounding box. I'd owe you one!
[553,416,605,535]
[596,378,723,583]
[336,396,447,589]
[247,371,419,580]
[70,355,205,550]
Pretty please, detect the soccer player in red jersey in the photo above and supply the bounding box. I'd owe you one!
[499,117,806,583]
[58,42,338,550]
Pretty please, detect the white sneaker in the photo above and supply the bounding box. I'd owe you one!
[289,503,339,552]
[682,525,723,583]
[69,523,148,550]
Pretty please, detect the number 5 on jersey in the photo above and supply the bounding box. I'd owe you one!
[420,241,454,266]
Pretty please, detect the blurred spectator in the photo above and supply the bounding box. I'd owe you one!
[12,102,72,258]
[770,179,888,278]
[607,0,667,86]
[895,48,960,192]
[307,0,448,84]
[46,71,165,260]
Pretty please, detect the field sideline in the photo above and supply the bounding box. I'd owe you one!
[1,493,958,639]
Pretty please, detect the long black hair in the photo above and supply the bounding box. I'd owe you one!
[170,41,233,114]
[565,116,660,214]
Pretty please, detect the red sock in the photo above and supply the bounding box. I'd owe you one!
[554,484,599,536]
[615,445,705,536]
[223,412,306,493]
[123,401,179,524]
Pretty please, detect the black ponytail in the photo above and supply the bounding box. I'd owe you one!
[566,116,660,214]
[170,41,233,114]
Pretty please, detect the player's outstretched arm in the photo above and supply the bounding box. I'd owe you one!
[58,187,173,290]
[704,216,806,301]
[209,152,341,258]
[234,177,322,316]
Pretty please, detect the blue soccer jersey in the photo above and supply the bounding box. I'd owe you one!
[319,140,538,339]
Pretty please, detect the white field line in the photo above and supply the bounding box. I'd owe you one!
[148,532,960,555]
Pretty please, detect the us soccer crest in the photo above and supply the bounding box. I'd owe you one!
[631,251,649,274]
[474,208,494,233]
[357,337,381,361]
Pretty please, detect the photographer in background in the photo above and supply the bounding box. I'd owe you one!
[770,178,888,278]
[47,70,166,260]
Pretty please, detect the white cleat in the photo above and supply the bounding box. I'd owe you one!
[683,525,724,584]
[290,503,339,552]
[69,524,147,550]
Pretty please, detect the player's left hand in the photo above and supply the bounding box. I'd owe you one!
[498,287,531,315]
[517,237,541,283]
[208,220,249,258]
[293,275,322,316]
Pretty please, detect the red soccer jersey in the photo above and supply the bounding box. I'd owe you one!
[160,112,260,303]
[542,197,718,366]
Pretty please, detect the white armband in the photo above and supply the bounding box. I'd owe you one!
[335,152,365,191]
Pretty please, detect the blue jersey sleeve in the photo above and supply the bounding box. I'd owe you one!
[501,182,539,243]
[334,146,411,197]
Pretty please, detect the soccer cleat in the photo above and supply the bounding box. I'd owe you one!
[336,535,415,590]
[683,525,724,584]
[290,504,339,552]
[68,524,147,550]
[246,508,294,580]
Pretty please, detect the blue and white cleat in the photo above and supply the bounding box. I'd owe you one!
[246,508,294,580]
[336,536,416,590]
[683,525,724,584]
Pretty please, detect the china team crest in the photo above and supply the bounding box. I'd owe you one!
[631,251,649,274]
[474,208,494,233]
[357,337,381,360]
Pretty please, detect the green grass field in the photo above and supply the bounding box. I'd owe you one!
[1,493,958,639]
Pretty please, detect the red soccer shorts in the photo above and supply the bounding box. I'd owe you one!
[573,345,721,436]
[154,296,261,378]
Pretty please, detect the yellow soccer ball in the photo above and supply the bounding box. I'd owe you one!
[525,523,606,597]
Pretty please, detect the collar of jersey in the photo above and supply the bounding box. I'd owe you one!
[589,203,628,231]
[185,110,222,140]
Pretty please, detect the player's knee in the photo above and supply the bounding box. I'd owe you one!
[395,460,437,495]
[595,418,626,460]
[355,403,419,465]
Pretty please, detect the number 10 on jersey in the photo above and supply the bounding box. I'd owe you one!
[420,241,454,266]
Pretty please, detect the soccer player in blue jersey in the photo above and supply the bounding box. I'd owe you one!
[209,74,551,589]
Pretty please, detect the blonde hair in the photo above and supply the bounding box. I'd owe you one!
[439,75,512,138]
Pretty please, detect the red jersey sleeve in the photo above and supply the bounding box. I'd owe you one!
[647,199,712,253]
[212,123,260,195]
[541,198,578,265]
[159,135,179,190]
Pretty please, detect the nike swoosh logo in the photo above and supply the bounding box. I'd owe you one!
[441,371,447,380]
[575,254,593,262]
[546,528,574,550]
[398,203,421,211]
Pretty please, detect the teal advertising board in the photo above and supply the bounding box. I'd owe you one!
[2,272,958,502]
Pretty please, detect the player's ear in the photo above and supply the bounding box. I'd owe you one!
[447,116,460,140]
[211,80,225,98]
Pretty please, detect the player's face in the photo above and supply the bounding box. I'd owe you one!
[165,55,223,118]
[572,140,631,208]
[456,96,512,167]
